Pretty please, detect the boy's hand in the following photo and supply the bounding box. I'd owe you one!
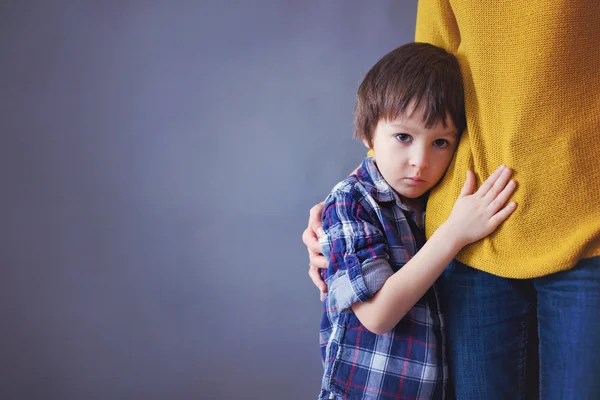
[302,202,328,299]
[443,165,517,249]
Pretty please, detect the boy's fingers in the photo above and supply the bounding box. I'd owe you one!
[489,201,517,227]
[483,167,513,203]
[309,264,328,293]
[487,180,517,214]
[309,252,328,269]
[308,202,325,238]
[459,170,475,197]
[309,202,324,217]
[308,218,324,239]
[302,225,328,269]
[476,165,505,197]
[309,202,325,220]
[302,226,322,255]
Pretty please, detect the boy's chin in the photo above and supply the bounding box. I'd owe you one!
[395,186,431,200]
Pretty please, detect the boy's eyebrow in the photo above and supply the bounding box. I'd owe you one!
[389,121,460,137]
[437,131,460,140]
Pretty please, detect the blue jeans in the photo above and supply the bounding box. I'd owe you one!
[440,256,600,400]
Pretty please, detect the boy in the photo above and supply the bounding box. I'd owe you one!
[318,42,517,399]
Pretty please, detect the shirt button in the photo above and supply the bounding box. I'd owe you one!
[345,255,357,266]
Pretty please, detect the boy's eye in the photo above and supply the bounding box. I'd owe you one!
[433,139,449,148]
[395,134,412,142]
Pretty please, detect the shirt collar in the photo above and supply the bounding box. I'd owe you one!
[356,157,427,213]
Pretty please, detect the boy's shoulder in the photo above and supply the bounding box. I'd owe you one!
[325,170,371,207]
[324,157,394,208]
[328,174,364,197]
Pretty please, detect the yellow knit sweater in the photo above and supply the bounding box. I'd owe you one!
[415,0,600,278]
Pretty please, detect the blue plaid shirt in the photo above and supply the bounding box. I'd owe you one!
[318,157,447,400]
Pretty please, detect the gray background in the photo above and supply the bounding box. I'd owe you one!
[0,1,417,399]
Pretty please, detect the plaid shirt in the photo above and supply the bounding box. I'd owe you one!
[318,157,447,400]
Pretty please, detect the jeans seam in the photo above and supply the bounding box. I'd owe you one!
[517,308,528,400]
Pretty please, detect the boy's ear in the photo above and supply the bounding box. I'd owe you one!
[362,139,370,149]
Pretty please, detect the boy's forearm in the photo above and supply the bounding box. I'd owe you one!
[352,223,462,334]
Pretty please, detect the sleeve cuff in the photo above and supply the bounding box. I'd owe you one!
[327,257,393,313]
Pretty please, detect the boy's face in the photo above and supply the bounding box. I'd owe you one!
[365,102,459,210]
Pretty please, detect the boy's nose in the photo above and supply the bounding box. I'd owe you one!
[409,148,429,169]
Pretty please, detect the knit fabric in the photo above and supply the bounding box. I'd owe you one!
[415,0,600,278]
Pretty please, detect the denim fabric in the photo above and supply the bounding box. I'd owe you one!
[440,256,600,400]
[535,256,600,399]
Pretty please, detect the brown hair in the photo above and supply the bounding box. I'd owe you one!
[354,42,466,147]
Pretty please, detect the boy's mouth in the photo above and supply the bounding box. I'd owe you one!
[405,177,425,184]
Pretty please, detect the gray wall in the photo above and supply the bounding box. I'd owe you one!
[0,1,417,399]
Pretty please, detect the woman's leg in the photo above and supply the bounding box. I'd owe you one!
[440,260,537,400]
[535,256,600,399]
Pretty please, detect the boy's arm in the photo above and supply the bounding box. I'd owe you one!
[351,222,460,334]
[349,166,516,334]
[303,163,365,298]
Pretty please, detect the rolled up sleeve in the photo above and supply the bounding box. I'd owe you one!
[319,190,394,312]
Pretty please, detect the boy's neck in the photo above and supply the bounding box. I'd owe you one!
[400,195,425,214]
